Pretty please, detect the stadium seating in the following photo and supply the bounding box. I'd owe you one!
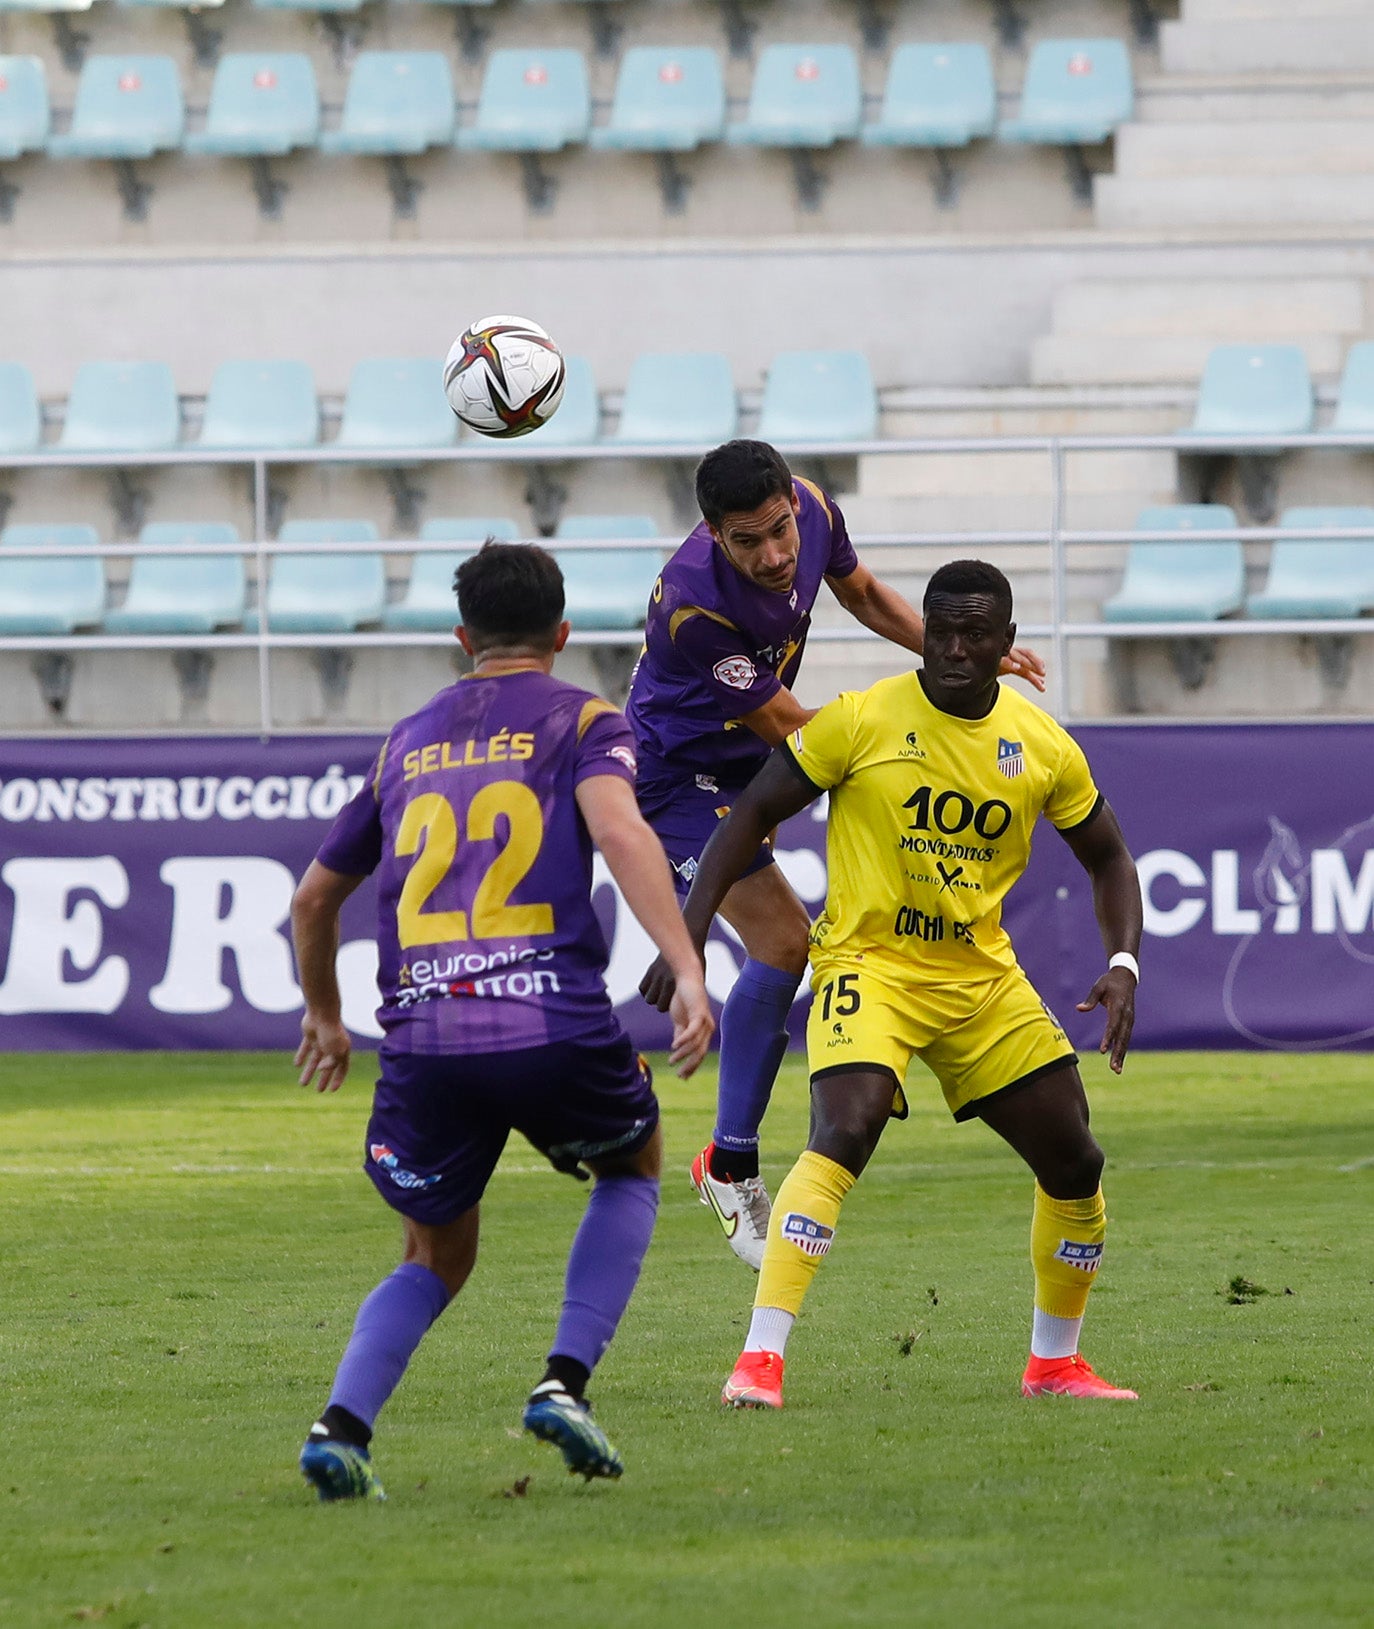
[999,38,1134,145]
[757,348,877,443]
[58,360,180,451]
[591,46,726,153]
[0,56,50,167]
[48,53,183,155]
[252,0,365,16]
[248,518,385,632]
[521,354,599,447]
[103,522,246,633]
[729,44,862,148]
[184,52,320,170]
[1103,505,1246,622]
[553,514,661,630]
[0,362,41,452]
[382,516,519,631]
[199,360,319,450]
[0,522,105,634]
[459,48,590,153]
[336,358,456,450]
[861,43,997,149]
[1328,342,1374,433]
[1188,344,1314,436]
[614,351,736,445]
[320,52,456,156]
[1246,507,1374,619]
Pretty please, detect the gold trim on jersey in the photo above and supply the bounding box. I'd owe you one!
[576,697,621,741]
[668,604,744,641]
[794,476,834,526]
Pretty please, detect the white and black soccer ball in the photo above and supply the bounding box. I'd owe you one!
[443,314,566,439]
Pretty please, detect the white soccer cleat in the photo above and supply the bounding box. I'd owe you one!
[691,1143,772,1272]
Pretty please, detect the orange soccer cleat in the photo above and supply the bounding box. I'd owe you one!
[1021,1353,1138,1400]
[722,1349,785,1410]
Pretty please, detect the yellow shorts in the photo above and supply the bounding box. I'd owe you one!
[806,958,1077,1122]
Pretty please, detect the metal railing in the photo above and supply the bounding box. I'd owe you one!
[2,429,1372,733]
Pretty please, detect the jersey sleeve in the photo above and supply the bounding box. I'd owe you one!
[573,699,640,789]
[781,690,859,792]
[824,493,859,580]
[315,756,384,876]
[670,609,782,718]
[1043,730,1103,831]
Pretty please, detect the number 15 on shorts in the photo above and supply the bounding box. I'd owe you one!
[819,974,861,1022]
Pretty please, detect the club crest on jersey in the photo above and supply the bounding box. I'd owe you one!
[674,856,699,883]
[712,655,758,691]
[607,745,637,773]
[695,773,719,793]
[369,1144,441,1191]
[781,1212,835,1257]
[997,738,1025,778]
[1054,1239,1103,1272]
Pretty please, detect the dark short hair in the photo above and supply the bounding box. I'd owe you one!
[923,559,1014,622]
[454,541,565,650]
[695,439,793,528]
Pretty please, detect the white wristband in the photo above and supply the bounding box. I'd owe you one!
[1108,952,1139,982]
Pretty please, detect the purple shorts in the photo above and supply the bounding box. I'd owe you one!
[635,768,774,900]
[363,1034,658,1225]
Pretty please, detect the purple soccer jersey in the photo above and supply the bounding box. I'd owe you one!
[625,478,858,790]
[317,670,637,1054]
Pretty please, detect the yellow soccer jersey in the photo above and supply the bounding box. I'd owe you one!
[785,671,1102,984]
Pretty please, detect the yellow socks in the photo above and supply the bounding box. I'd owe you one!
[1031,1183,1107,1321]
[755,1150,855,1318]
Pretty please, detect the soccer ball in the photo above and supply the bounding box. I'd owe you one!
[443,314,566,439]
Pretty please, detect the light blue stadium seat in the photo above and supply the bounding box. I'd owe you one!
[1189,345,1314,436]
[184,54,319,156]
[0,0,94,14]
[252,0,364,17]
[615,351,736,445]
[458,49,590,151]
[320,53,455,155]
[862,43,996,148]
[1246,507,1374,619]
[47,55,184,158]
[591,47,725,152]
[199,360,318,450]
[554,514,661,631]
[0,362,41,452]
[250,519,385,632]
[728,44,861,147]
[104,522,245,633]
[58,361,180,452]
[0,523,104,634]
[337,358,456,449]
[1328,343,1374,433]
[515,354,598,447]
[1000,38,1133,145]
[758,349,878,443]
[1103,506,1245,623]
[0,56,50,158]
[383,516,519,630]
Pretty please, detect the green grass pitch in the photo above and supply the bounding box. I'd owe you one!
[1,1050,1369,1628]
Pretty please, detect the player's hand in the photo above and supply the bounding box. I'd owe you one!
[639,954,676,1013]
[1001,644,1047,693]
[1076,967,1136,1074]
[667,974,714,1078]
[296,1011,352,1093]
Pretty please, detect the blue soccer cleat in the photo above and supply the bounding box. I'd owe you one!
[299,1429,387,1502]
[522,1384,624,1481]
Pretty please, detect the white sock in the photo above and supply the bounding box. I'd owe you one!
[744,1305,795,1357]
[1030,1307,1083,1360]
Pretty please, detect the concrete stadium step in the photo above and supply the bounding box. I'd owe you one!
[1044,276,1363,340]
[1181,0,1372,18]
[1094,172,1374,230]
[856,449,1176,500]
[1114,121,1374,179]
[1161,16,1374,74]
[1032,331,1350,387]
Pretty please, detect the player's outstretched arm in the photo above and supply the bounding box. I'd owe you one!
[576,773,714,1077]
[1059,802,1143,1074]
[290,859,366,1093]
[639,751,819,1012]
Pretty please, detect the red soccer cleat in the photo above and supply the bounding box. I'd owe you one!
[722,1349,785,1410]
[1021,1353,1138,1399]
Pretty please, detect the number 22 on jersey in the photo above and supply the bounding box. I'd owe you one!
[395,782,556,948]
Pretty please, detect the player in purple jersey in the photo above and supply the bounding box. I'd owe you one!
[290,542,713,1499]
[627,440,1045,1269]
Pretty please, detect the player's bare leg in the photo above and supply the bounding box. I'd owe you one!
[691,864,810,1270]
[723,1068,893,1407]
[978,1064,1137,1400]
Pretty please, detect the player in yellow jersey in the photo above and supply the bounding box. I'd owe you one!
[642,560,1143,1405]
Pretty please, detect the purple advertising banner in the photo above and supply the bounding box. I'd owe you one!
[0,726,1370,1054]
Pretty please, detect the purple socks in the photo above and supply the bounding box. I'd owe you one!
[328,1261,451,1430]
[550,1172,659,1373]
[713,957,801,1153]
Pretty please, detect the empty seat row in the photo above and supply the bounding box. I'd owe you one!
[0,348,879,456]
[1105,505,1374,624]
[0,38,1132,169]
[0,514,665,635]
[1190,342,1374,437]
